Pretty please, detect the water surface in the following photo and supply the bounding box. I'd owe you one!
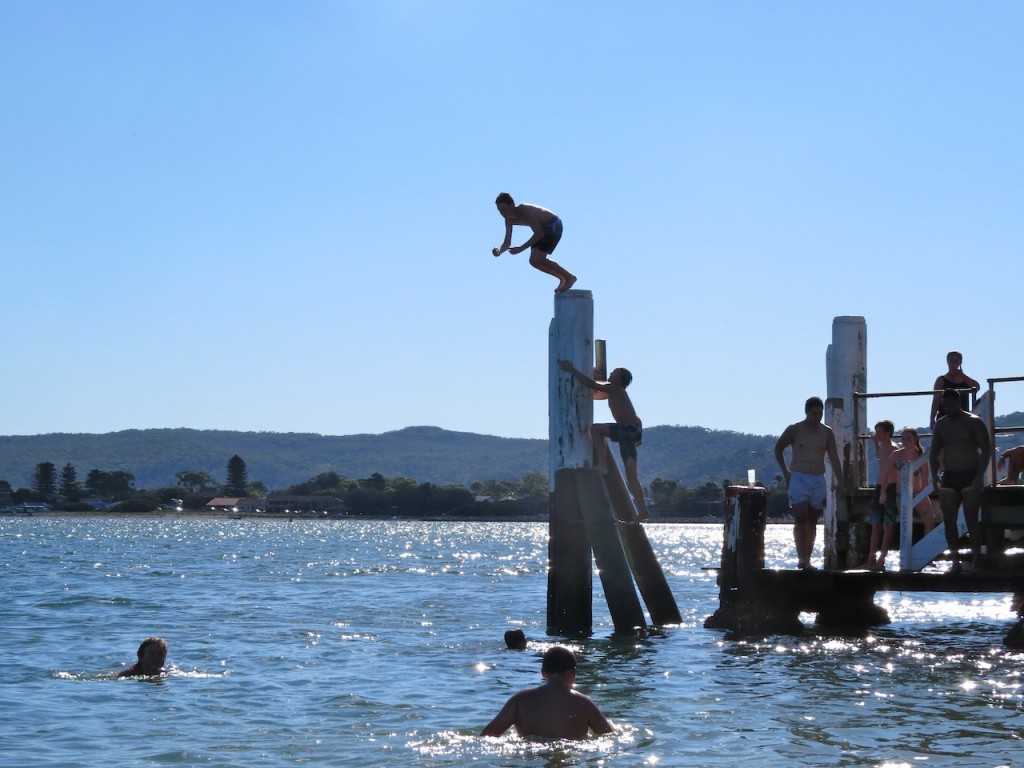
[1,518,1021,767]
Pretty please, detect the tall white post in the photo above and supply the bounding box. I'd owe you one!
[824,315,866,569]
[549,290,595,489]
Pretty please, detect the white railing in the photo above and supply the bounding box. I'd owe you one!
[897,449,967,571]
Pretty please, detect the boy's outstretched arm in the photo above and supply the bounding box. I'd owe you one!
[494,220,514,256]
[558,360,611,399]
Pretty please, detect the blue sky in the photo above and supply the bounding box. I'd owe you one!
[2,1,1021,440]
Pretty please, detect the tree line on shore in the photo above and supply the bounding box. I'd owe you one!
[2,453,794,519]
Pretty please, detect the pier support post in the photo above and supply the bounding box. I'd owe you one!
[705,487,803,633]
[546,291,653,635]
[826,316,867,570]
[547,291,596,634]
[600,441,682,625]
[548,468,592,632]
[549,291,594,477]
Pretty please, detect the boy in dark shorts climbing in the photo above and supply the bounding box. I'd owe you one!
[557,360,649,520]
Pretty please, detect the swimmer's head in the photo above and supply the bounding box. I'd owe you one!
[541,646,577,675]
[504,628,527,650]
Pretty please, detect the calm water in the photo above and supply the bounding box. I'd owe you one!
[1,518,1022,767]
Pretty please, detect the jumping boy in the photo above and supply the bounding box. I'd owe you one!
[493,192,576,292]
[558,359,650,520]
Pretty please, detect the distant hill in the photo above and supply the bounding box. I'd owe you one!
[2,413,1022,491]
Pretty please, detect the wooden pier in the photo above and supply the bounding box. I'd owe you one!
[705,486,1024,642]
[706,317,1024,646]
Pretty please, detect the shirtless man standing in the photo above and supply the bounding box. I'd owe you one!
[929,388,992,573]
[493,192,576,292]
[558,359,650,520]
[774,397,845,570]
[859,420,899,571]
[481,646,614,740]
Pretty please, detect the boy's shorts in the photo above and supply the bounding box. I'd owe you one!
[882,483,899,524]
[869,483,885,525]
[536,217,563,254]
[607,422,642,462]
[788,470,827,510]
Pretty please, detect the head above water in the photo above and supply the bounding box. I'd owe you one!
[541,646,577,675]
[504,628,527,650]
[136,637,168,673]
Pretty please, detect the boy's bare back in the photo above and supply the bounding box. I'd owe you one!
[483,682,612,740]
[500,202,556,229]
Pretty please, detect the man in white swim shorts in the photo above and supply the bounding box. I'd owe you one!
[788,470,828,510]
[774,396,845,569]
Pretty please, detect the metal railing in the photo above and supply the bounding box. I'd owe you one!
[851,387,976,488]
[986,376,1024,484]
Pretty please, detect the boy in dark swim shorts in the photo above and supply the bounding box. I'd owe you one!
[606,422,642,463]
[929,388,991,573]
[493,192,576,292]
[557,360,649,520]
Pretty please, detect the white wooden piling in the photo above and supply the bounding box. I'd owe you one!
[825,316,866,570]
[549,290,595,482]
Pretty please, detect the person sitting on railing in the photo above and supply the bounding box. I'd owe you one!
[998,446,1024,485]
[930,350,980,429]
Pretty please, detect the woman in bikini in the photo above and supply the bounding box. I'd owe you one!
[881,427,937,535]
[929,350,980,429]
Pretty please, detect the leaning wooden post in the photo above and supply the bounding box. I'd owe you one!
[547,290,595,633]
[825,316,866,570]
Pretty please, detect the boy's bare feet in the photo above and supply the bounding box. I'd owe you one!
[556,274,576,293]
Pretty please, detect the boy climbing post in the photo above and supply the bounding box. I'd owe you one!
[558,359,650,520]
[493,192,576,292]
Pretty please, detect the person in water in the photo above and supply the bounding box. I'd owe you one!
[504,628,528,650]
[118,637,168,678]
[481,646,614,740]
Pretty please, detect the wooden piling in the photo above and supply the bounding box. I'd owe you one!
[599,441,682,625]
[549,291,594,477]
[825,316,867,570]
[547,291,596,634]
[574,470,647,634]
[548,468,592,632]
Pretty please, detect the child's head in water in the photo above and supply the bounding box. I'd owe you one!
[504,628,527,650]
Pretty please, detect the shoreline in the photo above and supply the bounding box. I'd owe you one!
[6,510,797,524]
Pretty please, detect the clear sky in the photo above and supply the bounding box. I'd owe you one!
[2,1,1021,441]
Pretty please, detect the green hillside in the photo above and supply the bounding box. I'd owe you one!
[2,413,1021,492]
